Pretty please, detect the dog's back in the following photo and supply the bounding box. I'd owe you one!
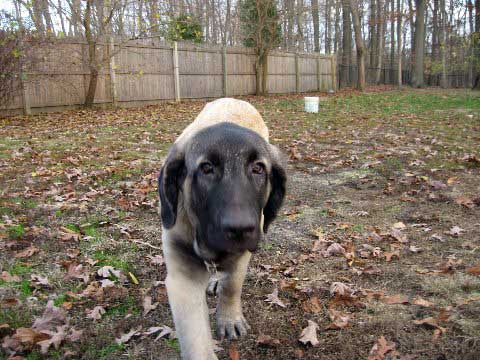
[176,98,269,146]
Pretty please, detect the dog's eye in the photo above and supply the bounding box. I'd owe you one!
[251,162,265,175]
[199,162,214,175]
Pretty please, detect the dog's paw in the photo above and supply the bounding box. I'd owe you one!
[216,312,250,340]
[206,277,219,296]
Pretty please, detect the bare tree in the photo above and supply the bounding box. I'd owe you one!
[312,0,320,52]
[340,0,352,87]
[397,0,402,86]
[413,0,426,87]
[349,0,367,90]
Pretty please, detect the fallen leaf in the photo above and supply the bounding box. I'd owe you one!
[1,271,20,283]
[392,222,406,230]
[30,274,50,287]
[321,243,345,257]
[327,308,352,329]
[466,264,480,276]
[97,266,121,279]
[298,320,319,346]
[413,298,435,307]
[32,301,67,331]
[153,325,173,341]
[447,226,464,237]
[455,196,475,209]
[265,288,287,308]
[368,336,397,360]
[86,306,105,320]
[389,229,408,243]
[256,334,281,347]
[12,327,50,344]
[115,327,141,344]
[143,295,158,316]
[302,296,322,314]
[329,282,353,297]
[15,246,39,258]
[228,342,240,360]
[383,294,409,305]
[37,325,68,354]
[148,255,164,266]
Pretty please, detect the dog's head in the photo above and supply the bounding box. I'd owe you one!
[159,123,286,259]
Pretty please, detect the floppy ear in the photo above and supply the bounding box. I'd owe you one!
[263,145,287,233]
[158,147,185,229]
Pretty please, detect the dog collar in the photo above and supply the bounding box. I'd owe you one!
[204,260,218,274]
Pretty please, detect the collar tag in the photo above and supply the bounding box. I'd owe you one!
[204,260,218,274]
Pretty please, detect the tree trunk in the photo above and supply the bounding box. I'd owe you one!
[467,0,474,87]
[397,0,402,86]
[369,0,377,69]
[32,0,46,34]
[473,0,480,88]
[325,0,332,53]
[296,0,304,51]
[432,0,439,61]
[439,0,447,87]
[83,0,98,107]
[262,51,269,94]
[312,0,320,52]
[349,0,366,91]
[334,0,341,53]
[341,0,353,87]
[413,0,425,87]
[375,0,386,84]
[255,57,263,95]
[223,0,231,45]
[390,0,395,72]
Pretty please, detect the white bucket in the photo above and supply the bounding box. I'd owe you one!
[304,97,319,113]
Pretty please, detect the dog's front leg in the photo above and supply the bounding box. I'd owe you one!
[164,244,216,359]
[216,251,251,340]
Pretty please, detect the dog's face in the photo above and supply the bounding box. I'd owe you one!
[159,123,286,259]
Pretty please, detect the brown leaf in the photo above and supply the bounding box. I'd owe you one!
[58,227,81,242]
[302,296,322,314]
[413,298,435,307]
[265,288,287,308]
[30,274,50,287]
[1,271,20,283]
[143,295,158,316]
[86,306,105,320]
[327,308,352,329]
[148,255,164,266]
[13,327,50,344]
[329,282,353,297]
[63,261,89,283]
[383,294,409,305]
[115,327,141,345]
[37,325,68,354]
[2,298,21,308]
[228,342,240,360]
[32,300,67,332]
[389,229,408,243]
[321,243,345,257]
[298,320,319,346]
[368,336,397,360]
[15,246,39,258]
[466,264,480,276]
[455,196,475,209]
[256,334,281,347]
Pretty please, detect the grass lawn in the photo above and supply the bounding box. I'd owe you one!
[1,87,479,359]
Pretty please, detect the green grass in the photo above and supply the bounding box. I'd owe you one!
[7,224,25,238]
[92,250,131,273]
[0,308,32,328]
[165,338,181,353]
[8,262,33,276]
[105,296,139,317]
[98,343,126,358]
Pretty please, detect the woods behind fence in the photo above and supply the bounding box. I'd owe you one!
[3,38,336,115]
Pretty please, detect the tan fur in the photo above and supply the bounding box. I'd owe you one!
[176,98,269,147]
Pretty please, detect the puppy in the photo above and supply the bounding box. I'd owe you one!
[158,98,286,359]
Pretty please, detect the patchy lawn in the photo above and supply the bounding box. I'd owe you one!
[1,88,479,360]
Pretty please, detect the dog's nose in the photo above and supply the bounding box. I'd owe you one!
[221,215,256,239]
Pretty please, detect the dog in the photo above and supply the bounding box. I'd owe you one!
[158,98,286,359]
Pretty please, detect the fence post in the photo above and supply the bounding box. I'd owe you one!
[295,53,300,93]
[222,46,227,97]
[173,41,180,102]
[316,55,321,91]
[330,55,337,91]
[109,37,117,107]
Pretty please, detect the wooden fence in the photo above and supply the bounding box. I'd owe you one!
[2,38,336,115]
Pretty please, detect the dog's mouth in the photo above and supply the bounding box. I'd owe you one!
[193,227,261,261]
